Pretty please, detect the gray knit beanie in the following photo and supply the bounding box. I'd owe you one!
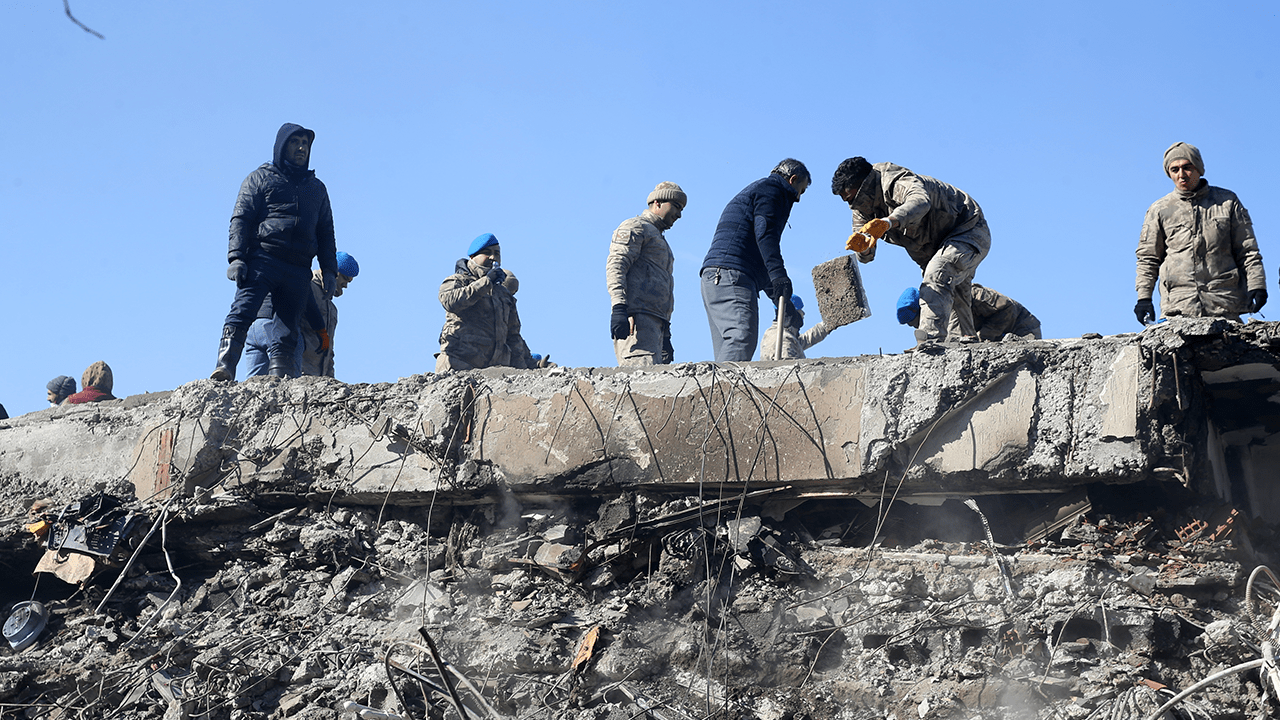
[647,182,687,210]
[1163,142,1204,177]
[47,375,77,397]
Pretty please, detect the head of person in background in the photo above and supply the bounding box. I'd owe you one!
[896,287,922,329]
[334,251,359,297]
[46,375,77,406]
[66,361,116,404]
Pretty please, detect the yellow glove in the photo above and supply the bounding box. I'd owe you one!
[859,218,892,240]
[846,232,876,253]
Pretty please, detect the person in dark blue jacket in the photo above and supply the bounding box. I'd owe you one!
[700,159,810,361]
[211,123,339,380]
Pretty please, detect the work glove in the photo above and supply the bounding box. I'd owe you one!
[769,277,792,304]
[318,328,331,352]
[1134,297,1156,326]
[610,303,631,340]
[226,260,249,288]
[486,266,507,285]
[860,218,892,240]
[321,271,337,300]
[1249,289,1268,314]
[846,232,876,254]
[661,323,674,364]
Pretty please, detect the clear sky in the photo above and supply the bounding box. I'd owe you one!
[3,2,1278,417]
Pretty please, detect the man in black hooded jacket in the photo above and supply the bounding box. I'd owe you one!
[211,123,339,380]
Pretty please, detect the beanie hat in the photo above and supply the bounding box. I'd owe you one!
[790,295,804,311]
[467,233,500,257]
[1163,142,1204,178]
[832,157,873,195]
[647,182,687,209]
[896,287,921,325]
[82,361,113,394]
[335,251,360,278]
[47,375,77,397]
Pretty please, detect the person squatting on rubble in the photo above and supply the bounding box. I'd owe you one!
[66,361,115,404]
[46,376,77,406]
[243,251,360,378]
[211,123,339,381]
[896,284,1041,341]
[606,182,687,366]
[832,157,991,347]
[435,233,542,373]
[759,295,831,360]
[701,159,810,362]
[1134,142,1266,325]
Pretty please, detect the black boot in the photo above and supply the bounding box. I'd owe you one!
[266,356,294,378]
[210,325,246,381]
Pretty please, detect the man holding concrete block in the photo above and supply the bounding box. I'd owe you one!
[832,158,990,346]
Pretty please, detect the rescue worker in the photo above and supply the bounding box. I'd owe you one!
[299,251,359,377]
[211,123,338,381]
[1135,142,1266,324]
[759,295,831,360]
[701,159,810,362]
[831,157,990,346]
[66,361,115,404]
[436,233,539,372]
[46,376,77,406]
[606,182,687,366]
[896,285,1042,341]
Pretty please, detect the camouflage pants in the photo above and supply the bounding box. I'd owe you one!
[615,313,668,367]
[918,241,983,342]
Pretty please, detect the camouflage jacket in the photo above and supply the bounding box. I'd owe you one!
[438,258,535,370]
[300,276,337,378]
[850,163,990,269]
[605,210,674,321]
[1136,181,1265,318]
[971,284,1041,341]
[760,320,831,360]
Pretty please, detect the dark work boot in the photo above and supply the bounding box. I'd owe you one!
[266,356,293,378]
[210,325,247,381]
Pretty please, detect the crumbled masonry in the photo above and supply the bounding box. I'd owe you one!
[2,319,1280,719]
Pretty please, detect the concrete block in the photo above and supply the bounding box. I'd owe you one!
[812,254,871,328]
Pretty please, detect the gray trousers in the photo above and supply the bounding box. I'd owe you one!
[919,241,985,341]
[701,267,760,362]
[615,313,666,366]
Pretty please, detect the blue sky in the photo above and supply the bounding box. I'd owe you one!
[3,2,1278,417]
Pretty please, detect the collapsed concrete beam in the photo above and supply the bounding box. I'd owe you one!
[4,320,1279,515]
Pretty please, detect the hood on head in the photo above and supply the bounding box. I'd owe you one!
[81,361,113,394]
[273,123,315,170]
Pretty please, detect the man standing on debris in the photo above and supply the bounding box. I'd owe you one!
[896,284,1042,341]
[701,159,810,362]
[832,157,990,347]
[760,295,831,360]
[436,233,541,372]
[1134,142,1266,325]
[211,123,339,381]
[606,182,687,366]
[66,361,115,404]
[46,376,77,406]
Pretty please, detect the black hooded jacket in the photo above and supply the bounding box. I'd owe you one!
[227,123,337,274]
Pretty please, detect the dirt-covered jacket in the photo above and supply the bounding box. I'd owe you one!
[850,163,989,269]
[971,284,1041,341]
[438,258,535,370]
[300,274,337,377]
[760,320,831,360]
[605,209,674,321]
[1136,181,1265,318]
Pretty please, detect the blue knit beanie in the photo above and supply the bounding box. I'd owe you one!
[467,233,500,257]
[336,251,360,278]
[47,375,77,396]
[896,287,921,325]
[790,295,804,311]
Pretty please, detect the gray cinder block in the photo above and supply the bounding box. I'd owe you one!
[812,254,871,328]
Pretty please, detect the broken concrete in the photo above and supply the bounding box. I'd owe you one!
[812,254,871,328]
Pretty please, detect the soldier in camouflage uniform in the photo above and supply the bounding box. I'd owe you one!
[435,233,538,373]
[606,182,687,366]
[831,157,990,345]
[1134,142,1266,324]
[896,285,1041,341]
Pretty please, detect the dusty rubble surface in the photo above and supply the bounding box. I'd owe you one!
[3,476,1280,719]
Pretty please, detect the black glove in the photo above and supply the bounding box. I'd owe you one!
[610,303,631,340]
[1249,289,1268,314]
[486,267,507,285]
[226,260,249,288]
[770,276,792,303]
[661,323,674,364]
[1134,298,1155,325]
[321,271,337,300]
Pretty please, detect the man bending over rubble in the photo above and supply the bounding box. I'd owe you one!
[1134,142,1266,325]
[606,182,687,366]
[896,284,1041,341]
[436,233,542,372]
[211,123,339,381]
[832,157,990,348]
[760,295,831,360]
